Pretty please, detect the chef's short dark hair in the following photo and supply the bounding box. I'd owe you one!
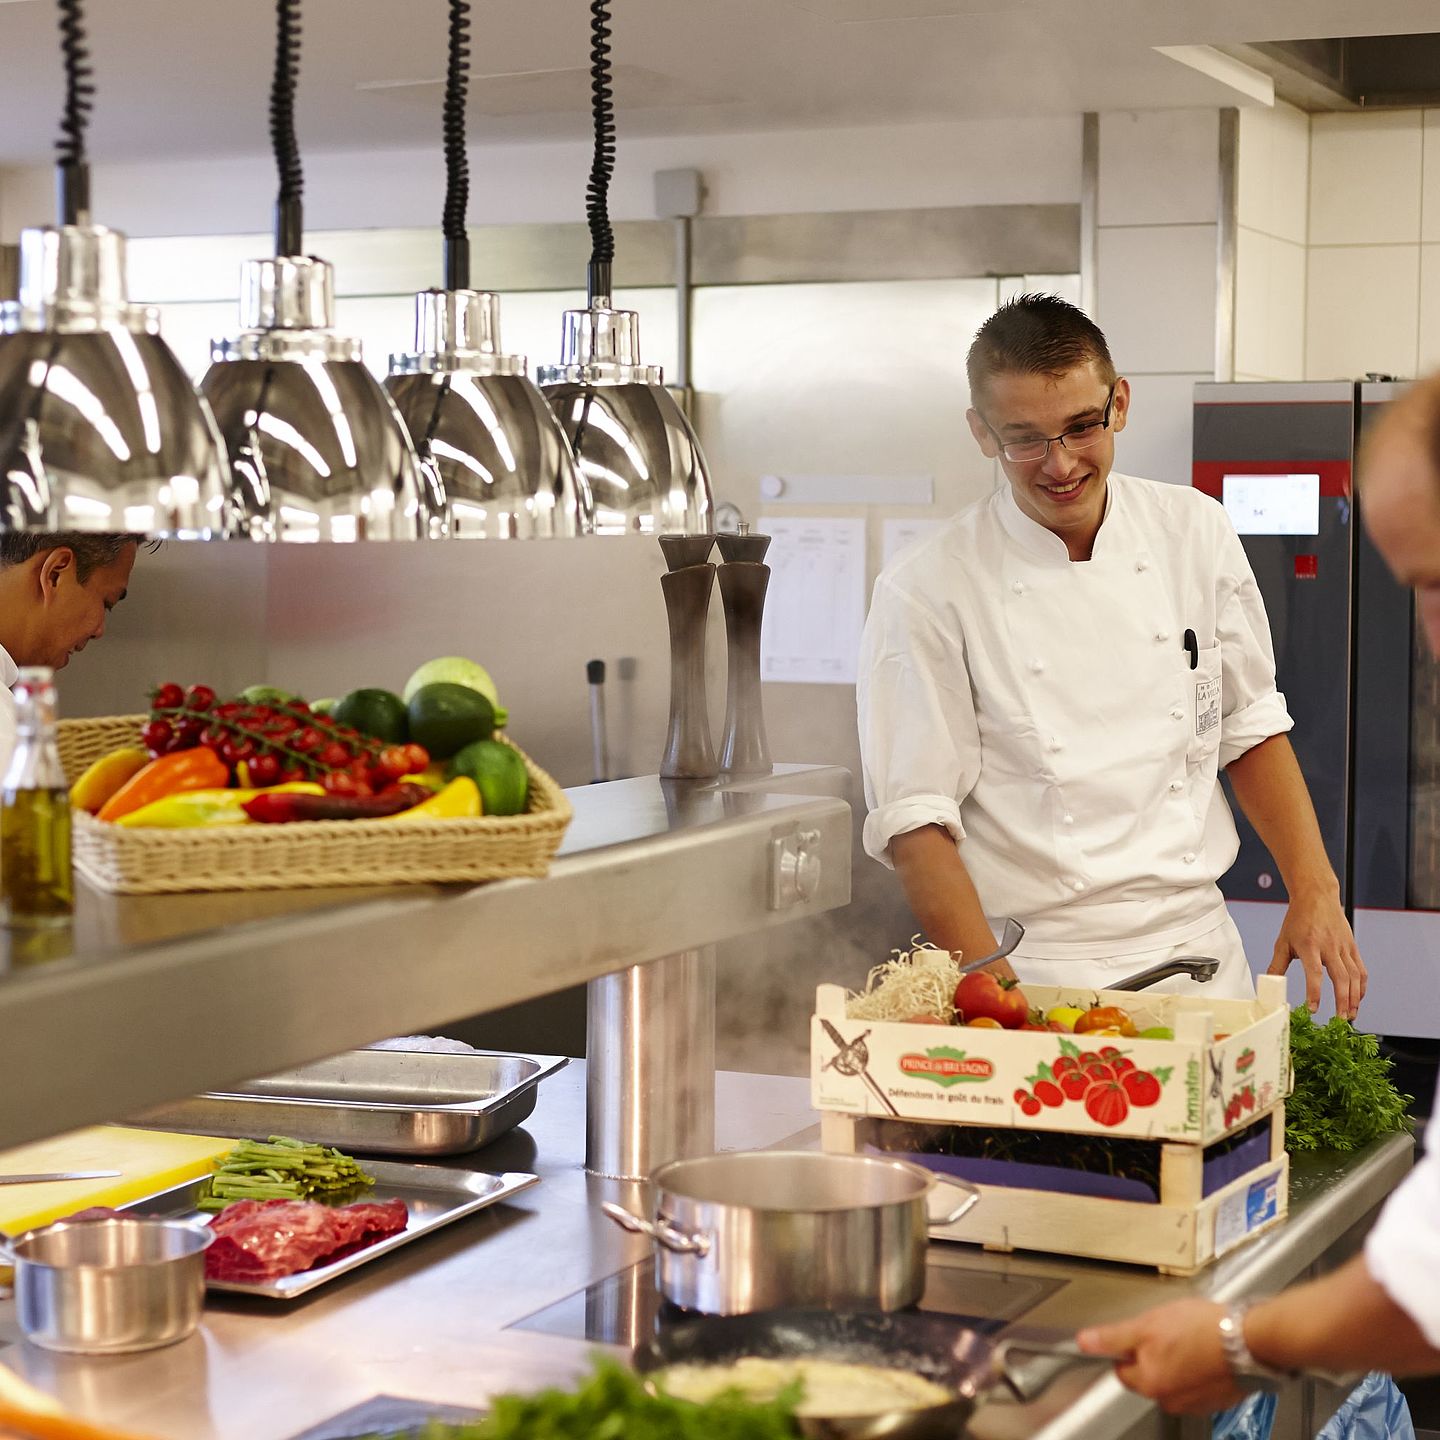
[0,532,143,584]
[966,294,1117,402]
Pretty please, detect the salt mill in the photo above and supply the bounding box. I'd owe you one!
[716,522,773,776]
[658,534,719,779]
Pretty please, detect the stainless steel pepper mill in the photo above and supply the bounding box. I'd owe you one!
[658,534,718,779]
[715,523,773,776]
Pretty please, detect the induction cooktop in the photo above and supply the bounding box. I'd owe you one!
[506,1255,1065,1347]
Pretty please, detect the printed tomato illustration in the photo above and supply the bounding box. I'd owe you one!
[1013,1088,1031,1104]
[1053,1055,1080,1077]
[1033,1080,1064,1108]
[1081,1061,1116,1084]
[1019,1096,1043,1117]
[1112,1057,1136,1076]
[1121,1069,1162,1108]
[1059,1071,1089,1101]
[1084,1080,1130,1127]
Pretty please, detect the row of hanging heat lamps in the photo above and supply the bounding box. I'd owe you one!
[0,0,712,542]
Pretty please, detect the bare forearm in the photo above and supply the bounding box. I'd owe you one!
[1247,1255,1440,1376]
[1226,735,1336,897]
[889,825,1002,971]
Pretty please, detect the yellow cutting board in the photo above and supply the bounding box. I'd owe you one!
[0,1126,233,1232]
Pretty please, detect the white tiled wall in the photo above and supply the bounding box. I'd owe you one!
[1302,107,1436,382]
[1235,102,1309,381]
[1094,109,1219,485]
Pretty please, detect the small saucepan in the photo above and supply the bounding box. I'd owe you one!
[0,1216,213,1354]
[602,1150,978,1315]
[631,1308,1094,1440]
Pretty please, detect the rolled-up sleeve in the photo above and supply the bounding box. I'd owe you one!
[1214,519,1293,768]
[856,580,979,868]
[1366,1138,1440,1345]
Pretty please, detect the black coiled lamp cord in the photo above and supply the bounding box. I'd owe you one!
[55,0,93,225]
[442,0,471,290]
[271,0,304,257]
[586,0,615,305]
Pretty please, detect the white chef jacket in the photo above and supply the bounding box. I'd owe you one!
[857,473,1293,958]
[1366,1094,1440,1344]
[0,643,16,780]
[1365,1094,1440,1342]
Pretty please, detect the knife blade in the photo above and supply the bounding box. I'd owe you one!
[0,1170,122,1185]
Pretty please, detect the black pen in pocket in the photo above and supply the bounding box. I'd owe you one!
[1183,629,1198,670]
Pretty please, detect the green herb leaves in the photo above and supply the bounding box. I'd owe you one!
[363,1360,800,1440]
[1286,1007,1413,1153]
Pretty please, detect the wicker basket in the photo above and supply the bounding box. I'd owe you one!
[58,716,573,895]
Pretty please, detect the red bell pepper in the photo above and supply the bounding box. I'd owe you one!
[242,783,430,824]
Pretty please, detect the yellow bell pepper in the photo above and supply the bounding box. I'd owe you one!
[116,782,323,829]
[69,746,150,814]
[380,776,482,821]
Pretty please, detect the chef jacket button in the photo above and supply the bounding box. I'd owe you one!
[1171,708,1184,720]
[1031,659,1044,674]
[1048,738,1063,752]
[1183,852,1196,864]
[1012,580,1026,595]
[1071,879,1086,892]
[1136,558,1149,572]
[1170,780,1183,793]
[1062,813,1075,826]
[1154,630,1169,642]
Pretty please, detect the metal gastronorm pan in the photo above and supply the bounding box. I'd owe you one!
[128,1049,568,1157]
[122,1162,539,1300]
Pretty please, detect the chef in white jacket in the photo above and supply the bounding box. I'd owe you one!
[0,533,137,773]
[858,294,1364,1015]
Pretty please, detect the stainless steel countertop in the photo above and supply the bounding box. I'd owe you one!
[0,767,850,1149]
[0,1066,1411,1440]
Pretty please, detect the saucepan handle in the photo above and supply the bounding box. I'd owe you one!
[1107,955,1220,992]
[928,1173,981,1227]
[599,1201,711,1257]
[957,917,1026,976]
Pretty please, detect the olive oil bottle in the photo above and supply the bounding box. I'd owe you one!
[0,668,72,928]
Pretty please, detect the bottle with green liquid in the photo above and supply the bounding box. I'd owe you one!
[1,667,73,928]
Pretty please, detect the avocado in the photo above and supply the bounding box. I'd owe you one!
[332,688,409,744]
[407,683,496,760]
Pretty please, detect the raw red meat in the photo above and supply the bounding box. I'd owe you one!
[205,1197,408,1282]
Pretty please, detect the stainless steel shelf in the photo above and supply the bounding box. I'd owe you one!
[0,767,850,1149]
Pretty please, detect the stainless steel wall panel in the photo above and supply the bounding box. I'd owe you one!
[692,205,1080,286]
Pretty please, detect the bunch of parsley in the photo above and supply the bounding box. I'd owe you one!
[1286,1006,1413,1153]
[368,1359,799,1440]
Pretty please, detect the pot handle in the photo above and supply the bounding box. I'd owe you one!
[599,1201,712,1257]
[929,1173,982,1226]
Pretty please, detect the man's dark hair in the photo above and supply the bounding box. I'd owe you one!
[966,293,1117,403]
[0,533,141,584]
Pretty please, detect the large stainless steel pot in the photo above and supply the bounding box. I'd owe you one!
[601,1149,978,1315]
[1,1216,213,1354]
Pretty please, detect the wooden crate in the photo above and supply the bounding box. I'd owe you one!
[812,974,1290,1144]
[821,1104,1288,1276]
[814,973,1292,1274]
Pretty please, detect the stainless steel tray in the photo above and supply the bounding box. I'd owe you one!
[128,1049,568,1156]
[122,1161,539,1300]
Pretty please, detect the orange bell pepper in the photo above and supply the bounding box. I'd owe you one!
[96,748,230,823]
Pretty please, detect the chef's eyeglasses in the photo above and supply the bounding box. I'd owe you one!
[986,384,1118,464]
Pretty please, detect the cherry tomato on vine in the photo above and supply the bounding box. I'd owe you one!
[247,753,282,788]
[184,684,217,712]
[139,719,174,753]
[151,683,184,711]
